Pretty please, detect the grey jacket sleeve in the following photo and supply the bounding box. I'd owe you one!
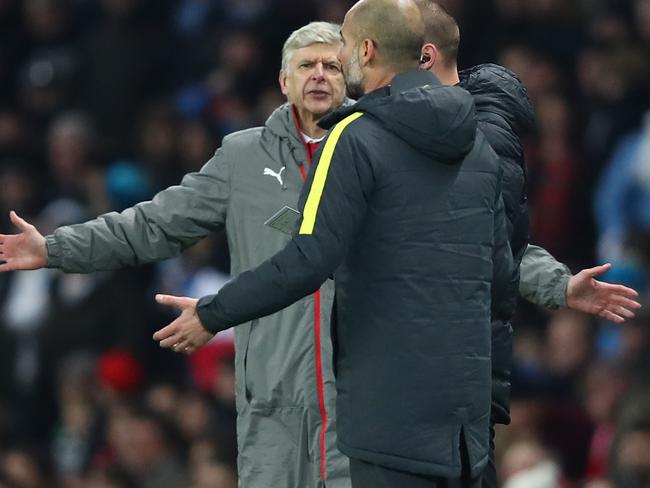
[46,148,231,273]
[519,244,570,309]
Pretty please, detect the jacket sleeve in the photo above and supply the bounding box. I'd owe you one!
[519,244,570,309]
[196,113,371,334]
[491,174,519,321]
[45,147,232,273]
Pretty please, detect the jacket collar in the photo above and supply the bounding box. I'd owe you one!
[319,70,443,129]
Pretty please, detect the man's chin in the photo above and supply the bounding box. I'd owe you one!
[304,100,337,116]
[345,84,364,100]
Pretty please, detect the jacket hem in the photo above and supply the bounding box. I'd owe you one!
[337,440,488,480]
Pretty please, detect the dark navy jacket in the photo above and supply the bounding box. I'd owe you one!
[197,70,518,478]
[460,64,535,425]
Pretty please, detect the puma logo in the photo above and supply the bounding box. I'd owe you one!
[264,167,285,185]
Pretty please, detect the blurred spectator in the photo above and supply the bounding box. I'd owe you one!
[545,309,593,387]
[634,0,650,44]
[0,448,52,488]
[133,102,180,190]
[0,109,32,164]
[579,45,649,185]
[527,92,583,261]
[176,118,215,173]
[104,160,152,211]
[189,460,237,488]
[45,112,109,215]
[500,440,562,488]
[594,111,650,262]
[0,165,37,228]
[76,0,170,158]
[610,392,650,487]
[101,402,187,488]
[84,466,136,488]
[51,352,99,485]
[583,362,628,482]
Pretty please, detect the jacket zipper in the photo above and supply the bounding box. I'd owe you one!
[293,105,328,483]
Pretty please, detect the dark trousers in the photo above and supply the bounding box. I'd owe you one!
[349,458,481,488]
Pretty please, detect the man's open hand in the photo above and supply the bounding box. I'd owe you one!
[0,211,48,272]
[567,263,641,323]
[153,294,214,354]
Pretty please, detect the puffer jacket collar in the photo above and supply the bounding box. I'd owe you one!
[459,63,535,138]
[320,70,477,165]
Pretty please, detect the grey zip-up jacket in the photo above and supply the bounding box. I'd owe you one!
[195,70,517,479]
[46,103,351,488]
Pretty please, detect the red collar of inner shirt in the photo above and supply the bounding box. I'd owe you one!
[291,105,322,167]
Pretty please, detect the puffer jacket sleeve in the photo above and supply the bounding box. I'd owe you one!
[491,172,518,321]
[519,244,570,308]
[196,113,371,334]
[46,147,232,273]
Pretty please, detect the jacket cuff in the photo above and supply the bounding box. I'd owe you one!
[45,234,63,268]
[197,294,223,334]
[551,273,570,309]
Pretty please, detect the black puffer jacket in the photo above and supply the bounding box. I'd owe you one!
[460,63,535,425]
[197,70,518,478]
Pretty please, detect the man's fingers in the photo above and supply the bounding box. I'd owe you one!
[609,295,642,310]
[613,305,636,319]
[0,259,17,273]
[599,309,625,323]
[160,335,184,348]
[598,281,639,299]
[155,294,180,307]
[152,322,178,341]
[9,211,32,232]
[583,263,612,279]
[155,293,195,310]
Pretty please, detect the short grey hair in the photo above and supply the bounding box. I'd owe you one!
[281,21,342,71]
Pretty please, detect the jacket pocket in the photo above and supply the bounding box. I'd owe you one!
[237,405,315,487]
[242,319,257,404]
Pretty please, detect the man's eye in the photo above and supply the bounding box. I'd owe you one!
[326,64,341,72]
[300,63,313,69]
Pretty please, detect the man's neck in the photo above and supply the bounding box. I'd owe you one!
[364,68,399,94]
[433,66,460,86]
[294,106,327,139]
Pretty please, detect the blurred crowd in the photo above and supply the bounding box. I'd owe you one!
[0,0,649,487]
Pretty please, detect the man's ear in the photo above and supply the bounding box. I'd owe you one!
[360,38,376,67]
[279,70,289,96]
[419,43,438,71]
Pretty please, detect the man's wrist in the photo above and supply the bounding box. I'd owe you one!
[196,294,224,334]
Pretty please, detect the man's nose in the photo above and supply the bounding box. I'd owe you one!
[312,63,326,80]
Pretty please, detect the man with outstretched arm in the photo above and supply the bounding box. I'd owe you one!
[0,22,353,488]
[413,3,641,486]
[154,0,516,486]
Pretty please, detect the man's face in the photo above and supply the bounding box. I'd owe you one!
[280,43,345,117]
[338,22,365,100]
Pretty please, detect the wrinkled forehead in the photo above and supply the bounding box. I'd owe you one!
[288,43,341,66]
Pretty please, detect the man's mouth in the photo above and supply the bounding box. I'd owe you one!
[307,90,331,98]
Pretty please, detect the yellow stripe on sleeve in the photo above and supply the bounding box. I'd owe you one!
[299,112,364,235]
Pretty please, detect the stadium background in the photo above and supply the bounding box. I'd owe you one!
[0,0,649,486]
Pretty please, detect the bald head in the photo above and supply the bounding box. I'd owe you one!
[413,0,460,67]
[346,0,425,71]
